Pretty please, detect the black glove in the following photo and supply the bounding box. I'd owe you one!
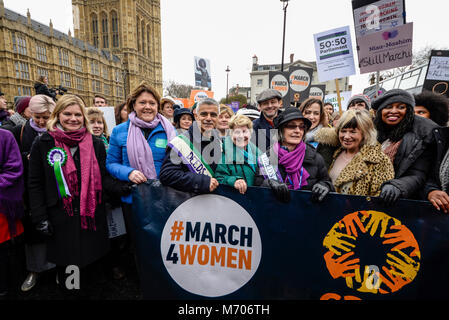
[35,219,53,237]
[268,179,291,203]
[120,182,133,196]
[311,183,330,202]
[379,184,401,206]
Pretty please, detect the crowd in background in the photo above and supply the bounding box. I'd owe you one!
[1,76,449,299]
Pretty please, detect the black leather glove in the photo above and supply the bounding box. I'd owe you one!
[311,183,330,202]
[35,219,53,237]
[379,184,401,206]
[268,179,291,203]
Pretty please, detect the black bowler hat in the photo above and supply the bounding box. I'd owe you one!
[174,107,194,124]
[274,107,312,130]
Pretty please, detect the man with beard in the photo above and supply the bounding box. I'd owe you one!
[160,98,222,194]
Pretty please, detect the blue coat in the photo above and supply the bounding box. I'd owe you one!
[106,120,169,203]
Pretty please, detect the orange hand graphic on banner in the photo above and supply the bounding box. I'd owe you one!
[385,250,420,280]
[323,251,360,279]
[383,224,421,258]
[338,211,369,237]
[364,211,399,237]
[323,226,356,255]
[379,266,412,294]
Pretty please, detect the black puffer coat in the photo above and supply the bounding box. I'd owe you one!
[382,115,438,199]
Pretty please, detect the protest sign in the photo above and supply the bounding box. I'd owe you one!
[189,90,214,108]
[98,106,116,135]
[352,0,406,38]
[313,26,356,83]
[357,22,413,74]
[288,66,314,105]
[309,85,326,100]
[324,91,352,111]
[194,56,212,89]
[269,71,290,107]
[131,180,449,300]
[423,50,449,98]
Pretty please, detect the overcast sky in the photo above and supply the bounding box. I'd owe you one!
[4,0,449,100]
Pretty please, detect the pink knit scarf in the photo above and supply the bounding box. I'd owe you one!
[274,141,310,190]
[49,127,102,230]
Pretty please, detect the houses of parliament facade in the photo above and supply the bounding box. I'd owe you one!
[0,0,162,107]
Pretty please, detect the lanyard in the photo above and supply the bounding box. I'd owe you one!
[284,167,304,189]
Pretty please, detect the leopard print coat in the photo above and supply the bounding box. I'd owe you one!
[329,143,395,197]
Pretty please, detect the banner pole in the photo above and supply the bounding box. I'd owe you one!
[335,78,343,115]
[375,70,380,98]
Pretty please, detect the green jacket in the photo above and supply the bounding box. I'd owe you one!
[215,136,261,187]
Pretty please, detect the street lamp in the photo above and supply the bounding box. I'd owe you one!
[225,65,230,102]
[280,0,289,72]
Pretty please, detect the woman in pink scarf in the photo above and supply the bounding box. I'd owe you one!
[256,107,334,203]
[28,94,113,296]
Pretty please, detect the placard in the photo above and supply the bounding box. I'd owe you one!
[324,91,353,110]
[194,56,212,89]
[309,85,327,100]
[288,66,314,104]
[352,0,406,38]
[313,26,356,82]
[98,106,116,135]
[423,50,449,98]
[357,22,413,74]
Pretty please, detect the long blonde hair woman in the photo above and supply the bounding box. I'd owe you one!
[328,109,394,196]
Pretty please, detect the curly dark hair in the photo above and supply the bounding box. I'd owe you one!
[374,105,415,143]
[414,90,449,126]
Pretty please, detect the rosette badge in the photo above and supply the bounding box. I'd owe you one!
[47,147,71,198]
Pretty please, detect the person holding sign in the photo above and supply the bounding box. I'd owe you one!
[372,89,438,205]
[256,107,334,203]
[28,95,114,294]
[160,98,222,194]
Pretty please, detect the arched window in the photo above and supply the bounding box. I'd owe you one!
[91,13,99,48]
[101,12,109,49]
[111,11,119,48]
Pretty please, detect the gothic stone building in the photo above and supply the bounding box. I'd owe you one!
[0,0,162,108]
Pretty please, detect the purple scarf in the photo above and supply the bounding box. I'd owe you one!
[0,129,24,236]
[29,118,47,134]
[274,141,310,190]
[127,112,176,179]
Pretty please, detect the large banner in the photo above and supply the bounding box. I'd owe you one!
[423,50,449,98]
[131,181,449,300]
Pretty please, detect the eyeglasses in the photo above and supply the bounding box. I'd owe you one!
[284,124,306,130]
[199,112,218,118]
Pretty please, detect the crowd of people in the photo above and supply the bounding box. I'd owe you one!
[1,78,449,300]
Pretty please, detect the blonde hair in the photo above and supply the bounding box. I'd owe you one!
[29,94,56,114]
[219,104,235,118]
[336,109,377,147]
[87,107,109,138]
[228,114,253,130]
[47,94,91,133]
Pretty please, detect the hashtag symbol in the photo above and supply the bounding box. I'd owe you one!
[170,221,184,241]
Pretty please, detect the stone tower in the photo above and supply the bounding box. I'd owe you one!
[72,0,162,95]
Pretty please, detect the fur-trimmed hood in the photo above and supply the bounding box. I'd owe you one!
[314,127,339,147]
